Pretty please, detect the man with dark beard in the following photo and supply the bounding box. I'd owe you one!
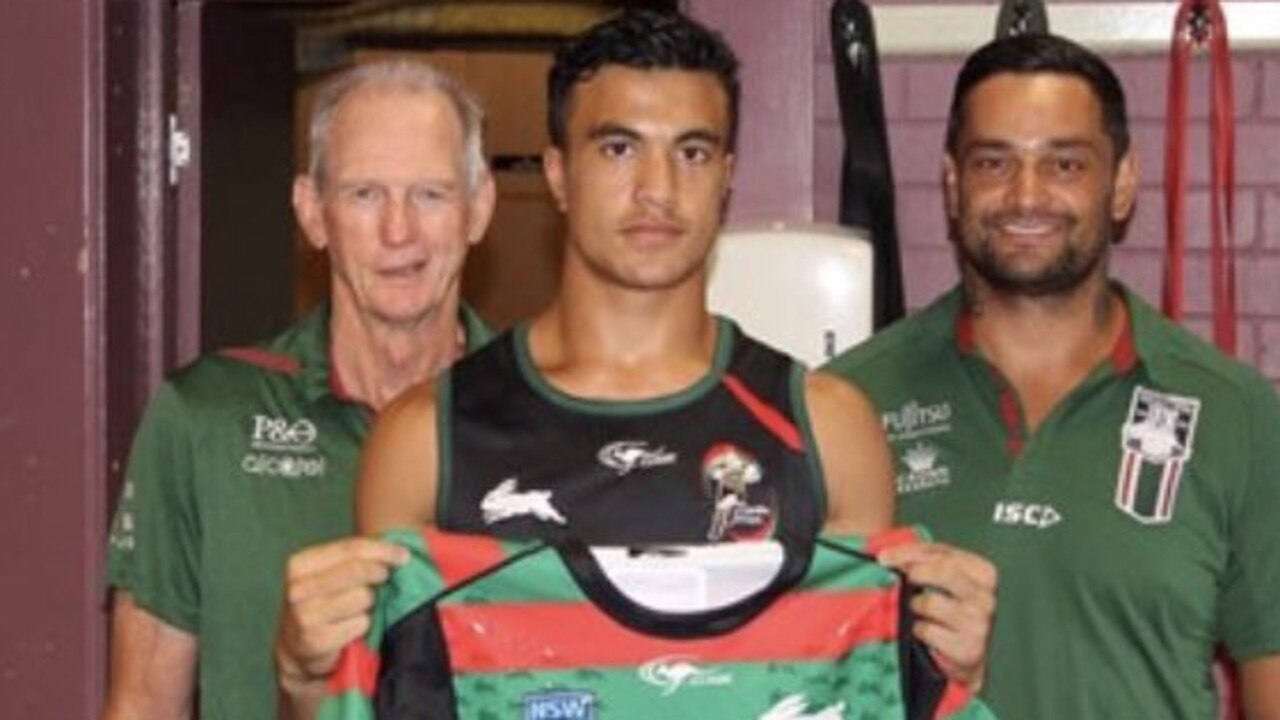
[826,34,1280,719]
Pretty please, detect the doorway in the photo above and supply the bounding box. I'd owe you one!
[188,0,678,350]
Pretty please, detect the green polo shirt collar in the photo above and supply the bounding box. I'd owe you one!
[288,302,493,405]
[949,283,1155,379]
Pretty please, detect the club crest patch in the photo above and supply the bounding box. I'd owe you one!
[701,443,775,541]
[1114,386,1201,524]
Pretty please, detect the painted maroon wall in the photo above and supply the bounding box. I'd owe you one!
[0,3,1274,717]
[692,0,1280,384]
[0,0,107,717]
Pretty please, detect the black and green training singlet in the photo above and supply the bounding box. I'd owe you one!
[436,318,825,544]
[317,527,997,720]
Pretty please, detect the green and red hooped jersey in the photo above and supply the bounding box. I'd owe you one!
[318,527,995,720]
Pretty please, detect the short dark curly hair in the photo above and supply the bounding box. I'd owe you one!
[547,8,740,150]
[946,34,1130,159]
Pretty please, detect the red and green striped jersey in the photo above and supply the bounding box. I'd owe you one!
[318,527,996,720]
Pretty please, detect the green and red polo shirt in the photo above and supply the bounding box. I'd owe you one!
[825,286,1280,719]
[105,304,490,720]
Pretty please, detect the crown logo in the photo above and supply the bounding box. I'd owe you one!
[903,443,938,473]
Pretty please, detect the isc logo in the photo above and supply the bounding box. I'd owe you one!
[992,501,1062,529]
[523,690,597,720]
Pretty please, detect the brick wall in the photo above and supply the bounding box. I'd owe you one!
[807,1,1280,382]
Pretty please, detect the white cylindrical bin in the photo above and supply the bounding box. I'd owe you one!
[707,222,874,368]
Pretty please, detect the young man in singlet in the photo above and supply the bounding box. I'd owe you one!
[276,12,996,717]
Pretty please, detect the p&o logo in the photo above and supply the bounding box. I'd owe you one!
[250,414,318,451]
[241,414,325,478]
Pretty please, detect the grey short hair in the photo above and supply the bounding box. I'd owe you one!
[306,60,488,194]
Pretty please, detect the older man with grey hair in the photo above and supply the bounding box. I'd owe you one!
[102,59,495,720]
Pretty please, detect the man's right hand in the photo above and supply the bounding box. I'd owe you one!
[275,537,409,719]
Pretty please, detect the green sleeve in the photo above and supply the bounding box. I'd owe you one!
[1219,382,1280,660]
[105,382,202,633]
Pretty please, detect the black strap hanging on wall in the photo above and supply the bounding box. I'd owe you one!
[830,0,903,329]
[994,0,1050,39]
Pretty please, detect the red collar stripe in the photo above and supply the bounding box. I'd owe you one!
[722,374,803,452]
[217,347,300,375]
[1110,303,1139,373]
[998,387,1024,458]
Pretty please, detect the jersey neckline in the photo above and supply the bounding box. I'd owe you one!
[511,316,739,416]
[555,533,812,639]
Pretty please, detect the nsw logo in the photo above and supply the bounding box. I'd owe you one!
[523,690,596,720]
[597,440,677,476]
[638,655,732,697]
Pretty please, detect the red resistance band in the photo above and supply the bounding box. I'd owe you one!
[1168,7,1240,711]
[1163,0,1237,355]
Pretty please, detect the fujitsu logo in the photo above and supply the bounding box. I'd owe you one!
[597,440,677,476]
[882,400,951,441]
[638,655,732,696]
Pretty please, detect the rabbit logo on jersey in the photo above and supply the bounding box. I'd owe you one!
[701,443,774,541]
[759,694,847,719]
[481,477,568,526]
[240,414,326,478]
[1115,386,1201,524]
